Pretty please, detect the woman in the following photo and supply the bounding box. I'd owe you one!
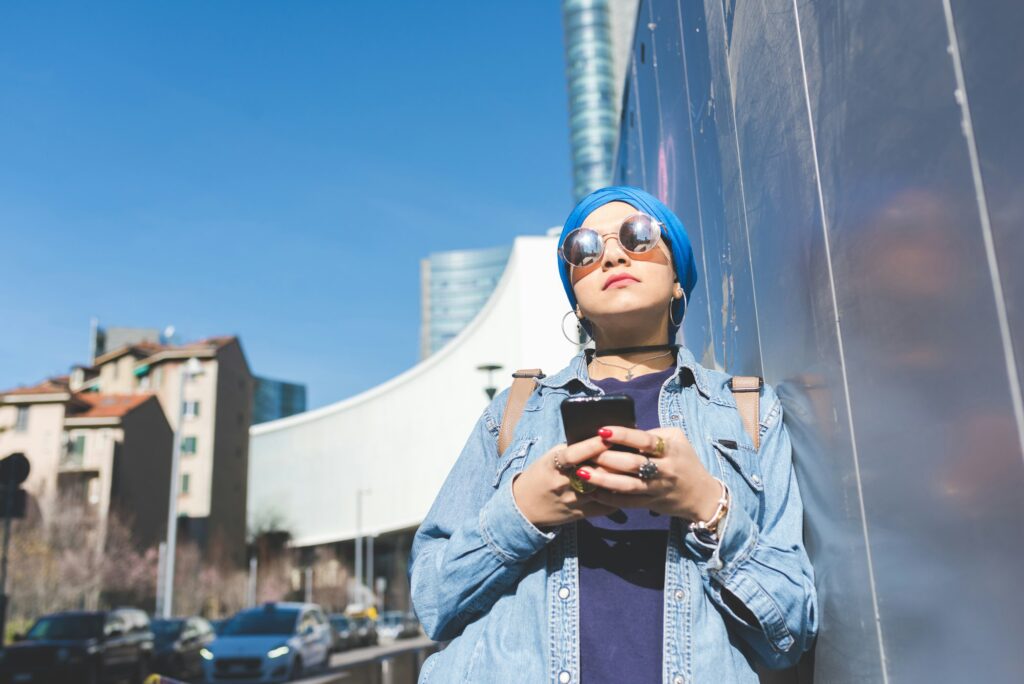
[409,186,818,683]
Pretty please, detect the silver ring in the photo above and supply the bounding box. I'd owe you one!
[637,456,659,481]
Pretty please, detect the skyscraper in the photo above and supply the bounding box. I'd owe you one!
[419,244,512,358]
[561,0,639,200]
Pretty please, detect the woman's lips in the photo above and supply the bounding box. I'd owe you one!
[603,274,640,290]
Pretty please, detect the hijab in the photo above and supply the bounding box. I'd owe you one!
[556,185,698,340]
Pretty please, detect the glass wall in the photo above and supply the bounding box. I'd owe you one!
[617,1,1024,681]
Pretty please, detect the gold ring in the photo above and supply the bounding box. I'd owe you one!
[568,471,597,494]
[650,436,666,457]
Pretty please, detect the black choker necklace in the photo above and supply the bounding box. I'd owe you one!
[592,344,678,358]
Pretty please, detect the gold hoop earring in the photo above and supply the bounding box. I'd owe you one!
[669,290,687,327]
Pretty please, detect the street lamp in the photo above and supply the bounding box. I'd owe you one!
[161,357,204,617]
[476,363,504,400]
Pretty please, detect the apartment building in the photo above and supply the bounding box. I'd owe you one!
[0,379,173,555]
[80,336,253,568]
[1,335,254,569]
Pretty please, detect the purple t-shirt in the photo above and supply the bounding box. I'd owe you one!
[579,364,676,684]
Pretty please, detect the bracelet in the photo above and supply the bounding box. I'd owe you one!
[688,478,729,539]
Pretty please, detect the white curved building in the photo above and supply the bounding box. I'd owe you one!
[248,234,576,549]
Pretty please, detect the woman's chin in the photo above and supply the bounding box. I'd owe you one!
[587,306,665,328]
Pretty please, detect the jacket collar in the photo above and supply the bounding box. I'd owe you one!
[536,344,714,400]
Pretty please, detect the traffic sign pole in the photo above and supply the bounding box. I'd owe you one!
[0,452,31,645]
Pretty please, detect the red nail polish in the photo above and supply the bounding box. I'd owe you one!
[598,428,613,439]
[576,469,591,481]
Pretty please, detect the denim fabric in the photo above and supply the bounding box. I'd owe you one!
[409,346,818,683]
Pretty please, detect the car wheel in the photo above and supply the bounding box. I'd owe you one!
[289,656,303,681]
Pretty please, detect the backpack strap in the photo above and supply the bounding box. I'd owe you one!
[497,369,763,454]
[497,369,544,455]
[729,376,763,450]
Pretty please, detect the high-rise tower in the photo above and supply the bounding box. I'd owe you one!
[561,0,639,200]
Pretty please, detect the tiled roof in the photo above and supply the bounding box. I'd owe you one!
[69,392,155,418]
[177,335,236,351]
[5,335,240,397]
[1,376,71,396]
[95,335,236,365]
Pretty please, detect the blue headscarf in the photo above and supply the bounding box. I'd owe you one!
[557,185,698,341]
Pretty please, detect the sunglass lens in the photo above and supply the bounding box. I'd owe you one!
[561,229,602,267]
[620,214,660,253]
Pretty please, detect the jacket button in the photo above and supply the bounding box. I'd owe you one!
[751,474,762,486]
[558,586,571,600]
[674,589,685,601]
[559,671,571,683]
[674,676,686,684]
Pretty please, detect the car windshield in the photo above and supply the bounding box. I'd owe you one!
[221,608,298,636]
[379,613,402,626]
[25,615,103,641]
[151,619,184,644]
[330,616,350,629]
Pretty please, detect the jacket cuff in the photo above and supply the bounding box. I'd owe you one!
[478,475,558,564]
[706,495,759,583]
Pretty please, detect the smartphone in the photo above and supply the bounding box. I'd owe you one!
[560,395,639,453]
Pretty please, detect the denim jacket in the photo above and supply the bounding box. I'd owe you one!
[409,346,818,683]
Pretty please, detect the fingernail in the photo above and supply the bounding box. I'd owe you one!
[598,428,613,439]
[575,469,591,481]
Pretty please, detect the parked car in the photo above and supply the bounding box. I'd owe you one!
[0,608,153,684]
[376,611,421,642]
[151,616,216,681]
[327,615,357,653]
[208,618,230,635]
[350,616,378,648]
[201,602,332,683]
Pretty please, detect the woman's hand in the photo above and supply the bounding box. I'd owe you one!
[577,426,723,522]
[512,437,621,528]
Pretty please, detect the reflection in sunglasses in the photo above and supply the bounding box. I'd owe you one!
[560,213,664,268]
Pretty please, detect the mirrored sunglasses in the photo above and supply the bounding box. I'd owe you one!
[558,213,665,268]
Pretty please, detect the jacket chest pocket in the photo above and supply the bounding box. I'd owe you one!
[492,437,537,488]
[711,438,764,522]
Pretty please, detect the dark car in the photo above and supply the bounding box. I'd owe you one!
[327,615,356,653]
[350,616,377,648]
[0,608,153,684]
[150,616,215,681]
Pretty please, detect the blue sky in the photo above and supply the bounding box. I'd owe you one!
[0,1,573,408]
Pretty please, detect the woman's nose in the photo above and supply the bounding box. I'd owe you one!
[602,234,630,266]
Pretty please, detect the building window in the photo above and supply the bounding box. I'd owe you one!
[183,401,199,418]
[181,473,190,495]
[62,434,86,468]
[181,436,197,455]
[15,406,28,432]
